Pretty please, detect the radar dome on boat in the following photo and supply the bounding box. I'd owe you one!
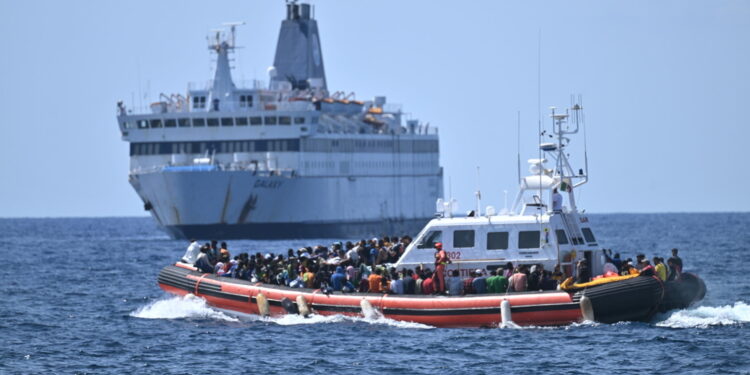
[522,175,556,189]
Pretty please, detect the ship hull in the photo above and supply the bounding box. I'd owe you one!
[163,219,429,240]
[131,168,442,239]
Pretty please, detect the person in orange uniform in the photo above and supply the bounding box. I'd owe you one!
[368,268,384,293]
[433,242,451,294]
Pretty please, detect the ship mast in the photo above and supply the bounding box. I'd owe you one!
[207,23,243,111]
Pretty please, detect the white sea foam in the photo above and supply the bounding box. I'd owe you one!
[655,302,750,328]
[133,294,432,329]
[130,294,239,322]
[249,308,433,329]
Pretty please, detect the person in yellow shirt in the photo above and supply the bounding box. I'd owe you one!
[653,257,668,281]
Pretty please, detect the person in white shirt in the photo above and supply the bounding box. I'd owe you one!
[181,239,201,264]
[345,244,360,265]
[552,188,563,212]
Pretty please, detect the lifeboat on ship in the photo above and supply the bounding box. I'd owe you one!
[156,104,706,327]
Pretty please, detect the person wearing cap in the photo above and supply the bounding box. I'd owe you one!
[433,242,450,294]
[635,254,647,271]
[472,269,488,294]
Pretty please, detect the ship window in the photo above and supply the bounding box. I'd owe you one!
[295,117,305,124]
[581,228,597,243]
[279,116,291,125]
[178,118,190,127]
[193,118,205,127]
[137,120,149,129]
[417,230,442,249]
[239,95,253,108]
[149,119,162,128]
[193,96,206,109]
[236,117,248,126]
[207,118,219,127]
[165,119,177,128]
[518,231,541,249]
[250,117,262,125]
[487,232,509,250]
[453,230,475,248]
[264,116,277,125]
[221,117,234,126]
[555,229,569,245]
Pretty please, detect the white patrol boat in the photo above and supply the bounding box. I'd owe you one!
[396,104,601,277]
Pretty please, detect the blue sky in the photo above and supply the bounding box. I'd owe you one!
[1,0,748,217]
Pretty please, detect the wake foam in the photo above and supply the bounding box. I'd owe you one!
[655,302,750,328]
[130,294,239,322]
[256,308,433,329]
[132,294,432,329]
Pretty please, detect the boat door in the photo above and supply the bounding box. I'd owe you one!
[584,250,593,271]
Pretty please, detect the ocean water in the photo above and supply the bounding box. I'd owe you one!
[1,214,749,374]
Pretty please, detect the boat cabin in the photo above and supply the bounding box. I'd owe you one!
[395,104,605,278]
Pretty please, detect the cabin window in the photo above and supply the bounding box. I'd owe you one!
[453,230,475,248]
[178,118,190,127]
[165,119,177,128]
[581,228,597,243]
[221,117,234,126]
[555,229,569,245]
[207,118,219,127]
[417,230,442,249]
[250,117,262,125]
[279,116,292,125]
[193,118,205,127]
[137,120,149,129]
[149,119,162,128]
[295,117,305,124]
[487,232,509,250]
[239,95,253,108]
[264,116,277,125]
[518,231,541,249]
[236,117,248,126]
[193,96,206,109]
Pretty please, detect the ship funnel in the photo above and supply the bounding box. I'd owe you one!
[271,2,327,91]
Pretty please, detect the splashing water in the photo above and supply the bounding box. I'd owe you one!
[132,294,432,329]
[655,302,750,328]
[130,294,239,322]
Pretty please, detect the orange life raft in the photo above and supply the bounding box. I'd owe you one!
[157,263,705,328]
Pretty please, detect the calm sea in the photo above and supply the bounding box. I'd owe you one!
[1,214,749,374]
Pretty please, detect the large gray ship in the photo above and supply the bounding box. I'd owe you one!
[116,2,443,239]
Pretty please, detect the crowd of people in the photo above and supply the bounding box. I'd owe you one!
[600,247,684,282]
[178,236,685,296]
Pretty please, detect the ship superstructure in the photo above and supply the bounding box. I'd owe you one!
[116,2,443,239]
[396,104,602,277]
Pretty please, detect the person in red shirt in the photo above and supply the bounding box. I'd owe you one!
[421,271,435,294]
[433,242,450,294]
